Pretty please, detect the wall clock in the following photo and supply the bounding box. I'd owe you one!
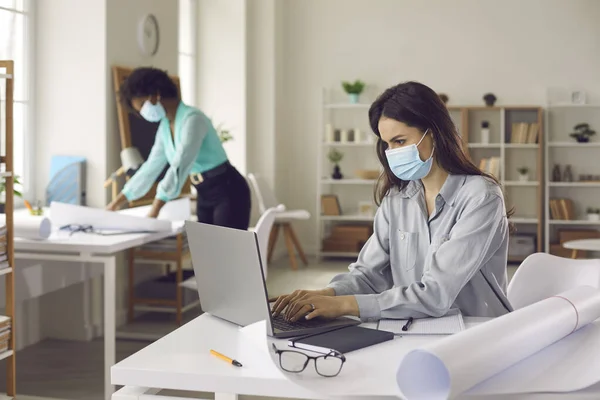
[138,13,160,57]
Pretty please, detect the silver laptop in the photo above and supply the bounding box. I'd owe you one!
[184,220,360,338]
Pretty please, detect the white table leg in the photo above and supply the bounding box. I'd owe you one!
[215,394,238,400]
[104,255,117,400]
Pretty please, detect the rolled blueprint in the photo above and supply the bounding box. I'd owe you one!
[0,214,51,239]
[397,285,600,400]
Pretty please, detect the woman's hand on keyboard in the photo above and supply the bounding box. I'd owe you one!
[286,295,359,322]
[269,288,335,318]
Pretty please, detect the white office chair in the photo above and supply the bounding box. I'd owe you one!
[507,252,600,310]
[247,173,310,270]
[180,205,283,290]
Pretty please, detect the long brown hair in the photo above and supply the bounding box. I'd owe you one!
[368,81,515,224]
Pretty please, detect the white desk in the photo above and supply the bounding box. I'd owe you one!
[563,239,600,252]
[15,227,182,400]
[111,314,600,400]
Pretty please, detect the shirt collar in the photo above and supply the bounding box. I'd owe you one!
[398,174,466,206]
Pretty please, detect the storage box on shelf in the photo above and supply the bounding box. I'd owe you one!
[316,88,379,260]
[544,103,600,255]
[448,105,544,263]
[0,60,16,396]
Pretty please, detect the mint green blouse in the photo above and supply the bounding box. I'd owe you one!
[122,102,228,202]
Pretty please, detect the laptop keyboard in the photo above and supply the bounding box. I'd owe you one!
[271,314,328,331]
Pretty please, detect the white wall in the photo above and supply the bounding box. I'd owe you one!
[277,0,600,254]
[197,0,247,175]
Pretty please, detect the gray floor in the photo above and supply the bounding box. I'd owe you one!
[0,258,517,400]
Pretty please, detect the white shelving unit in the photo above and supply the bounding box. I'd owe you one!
[544,103,600,256]
[316,89,379,260]
[449,106,544,263]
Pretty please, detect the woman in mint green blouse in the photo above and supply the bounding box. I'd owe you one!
[107,67,251,230]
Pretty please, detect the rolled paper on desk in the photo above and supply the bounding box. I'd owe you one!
[397,285,600,400]
[0,214,51,239]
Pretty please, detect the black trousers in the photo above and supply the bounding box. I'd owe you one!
[193,164,251,230]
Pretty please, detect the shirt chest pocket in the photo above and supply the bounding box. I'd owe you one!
[392,230,418,271]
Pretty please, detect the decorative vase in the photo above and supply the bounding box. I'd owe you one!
[588,213,600,221]
[332,165,343,180]
[576,136,590,143]
[481,128,490,144]
[518,173,529,182]
[563,165,574,182]
[340,129,349,143]
[0,203,4,214]
[348,93,359,104]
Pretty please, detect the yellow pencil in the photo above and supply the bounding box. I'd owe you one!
[210,349,242,367]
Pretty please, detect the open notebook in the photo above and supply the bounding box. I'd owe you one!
[377,309,465,335]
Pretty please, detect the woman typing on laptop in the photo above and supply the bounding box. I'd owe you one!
[271,81,514,323]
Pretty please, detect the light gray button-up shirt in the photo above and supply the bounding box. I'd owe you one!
[327,174,514,321]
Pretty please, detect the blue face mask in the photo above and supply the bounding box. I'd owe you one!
[139,98,166,122]
[385,129,435,181]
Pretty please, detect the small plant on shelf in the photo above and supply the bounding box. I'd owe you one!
[517,167,529,182]
[0,175,23,213]
[569,123,596,143]
[587,207,600,221]
[483,93,497,107]
[342,80,365,104]
[328,148,344,180]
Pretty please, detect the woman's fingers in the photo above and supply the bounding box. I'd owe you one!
[271,294,291,316]
[286,296,313,321]
[289,303,313,322]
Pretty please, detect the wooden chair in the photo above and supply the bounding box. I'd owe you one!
[247,173,310,270]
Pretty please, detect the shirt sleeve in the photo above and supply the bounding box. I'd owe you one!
[354,192,507,321]
[155,114,209,202]
[122,130,168,202]
[327,198,395,297]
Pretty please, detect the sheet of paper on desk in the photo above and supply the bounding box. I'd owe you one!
[49,202,172,232]
[378,309,465,335]
[396,285,600,400]
[118,197,191,221]
[0,213,51,239]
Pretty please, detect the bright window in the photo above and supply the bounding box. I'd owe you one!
[179,0,197,106]
[0,0,33,200]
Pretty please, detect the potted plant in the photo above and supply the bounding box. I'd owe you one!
[0,175,23,213]
[481,121,490,144]
[587,208,600,221]
[569,123,596,143]
[517,167,529,182]
[342,80,365,104]
[483,93,497,107]
[328,148,344,180]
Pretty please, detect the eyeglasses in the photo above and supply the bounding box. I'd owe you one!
[59,224,95,236]
[271,343,346,377]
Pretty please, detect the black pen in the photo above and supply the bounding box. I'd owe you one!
[402,317,414,331]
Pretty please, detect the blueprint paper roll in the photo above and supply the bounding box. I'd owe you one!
[0,214,52,239]
[396,286,600,400]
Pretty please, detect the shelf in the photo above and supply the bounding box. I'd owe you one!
[504,144,539,149]
[0,350,13,362]
[504,181,539,187]
[0,268,12,277]
[321,179,377,185]
[467,143,501,148]
[324,103,371,109]
[321,215,374,222]
[0,74,12,79]
[548,142,600,148]
[548,182,600,188]
[320,251,360,258]
[548,104,600,108]
[549,220,600,225]
[323,142,374,147]
[0,172,12,178]
[511,218,539,224]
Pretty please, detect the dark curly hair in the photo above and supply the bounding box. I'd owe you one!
[119,67,179,113]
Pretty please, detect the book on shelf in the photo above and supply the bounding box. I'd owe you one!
[549,198,575,220]
[509,122,539,144]
[478,156,501,179]
[0,316,11,353]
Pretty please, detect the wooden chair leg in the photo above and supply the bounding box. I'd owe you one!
[287,223,308,265]
[127,248,135,323]
[176,234,184,326]
[282,223,298,270]
[268,224,280,263]
[571,249,579,259]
